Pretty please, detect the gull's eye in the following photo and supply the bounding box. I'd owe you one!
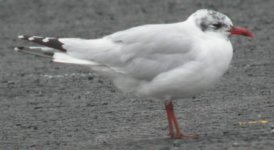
[212,22,223,29]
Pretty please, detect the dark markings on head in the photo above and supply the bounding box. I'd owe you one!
[200,21,207,31]
[193,9,231,32]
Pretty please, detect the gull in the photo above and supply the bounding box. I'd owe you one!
[14,9,253,139]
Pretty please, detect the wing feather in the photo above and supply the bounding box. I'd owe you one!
[98,23,197,80]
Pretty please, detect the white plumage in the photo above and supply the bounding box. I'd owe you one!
[15,9,254,100]
[15,8,254,100]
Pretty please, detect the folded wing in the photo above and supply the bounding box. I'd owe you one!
[15,23,196,81]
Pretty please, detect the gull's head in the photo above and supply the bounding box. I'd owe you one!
[188,9,253,38]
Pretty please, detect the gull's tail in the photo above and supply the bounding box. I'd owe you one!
[14,35,98,65]
[14,35,125,74]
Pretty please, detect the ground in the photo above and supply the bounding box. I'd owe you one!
[1,0,274,149]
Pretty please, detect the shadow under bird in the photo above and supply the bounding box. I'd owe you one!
[14,9,253,139]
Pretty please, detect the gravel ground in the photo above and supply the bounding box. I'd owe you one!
[1,0,274,149]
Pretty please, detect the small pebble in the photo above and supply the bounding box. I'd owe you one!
[101,102,108,105]
[223,131,229,135]
[173,140,181,147]
[159,146,170,150]
[269,123,274,129]
[87,76,94,80]
[232,142,239,147]
[7,80,15,84]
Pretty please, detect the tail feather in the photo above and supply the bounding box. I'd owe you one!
[14,45,98,65]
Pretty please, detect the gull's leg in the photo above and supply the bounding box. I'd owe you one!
[167,101,183,138]
[165,100,174,138]
[166,101,198,139]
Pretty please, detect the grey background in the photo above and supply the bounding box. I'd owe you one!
[1,0,274,149]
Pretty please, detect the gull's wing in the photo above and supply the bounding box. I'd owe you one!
[94,23,198,81]
[15,23,198,81]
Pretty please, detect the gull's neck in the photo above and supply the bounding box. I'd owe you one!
[173,19,204,37]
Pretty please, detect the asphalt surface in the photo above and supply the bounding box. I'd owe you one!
[1,0,274,149]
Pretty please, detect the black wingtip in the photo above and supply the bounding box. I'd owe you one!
[14,46,24,52]
[17,35,66,52]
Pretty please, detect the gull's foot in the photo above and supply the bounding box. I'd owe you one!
[172,133,199,140]
[168,132,175,139]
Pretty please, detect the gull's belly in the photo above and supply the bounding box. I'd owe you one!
[144,61,230,99]
[172,62,229,98]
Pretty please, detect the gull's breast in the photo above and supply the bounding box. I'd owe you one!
[137,37,233,99]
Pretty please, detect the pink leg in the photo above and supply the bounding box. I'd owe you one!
[165,101,198,139]
[165,101,175,138]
